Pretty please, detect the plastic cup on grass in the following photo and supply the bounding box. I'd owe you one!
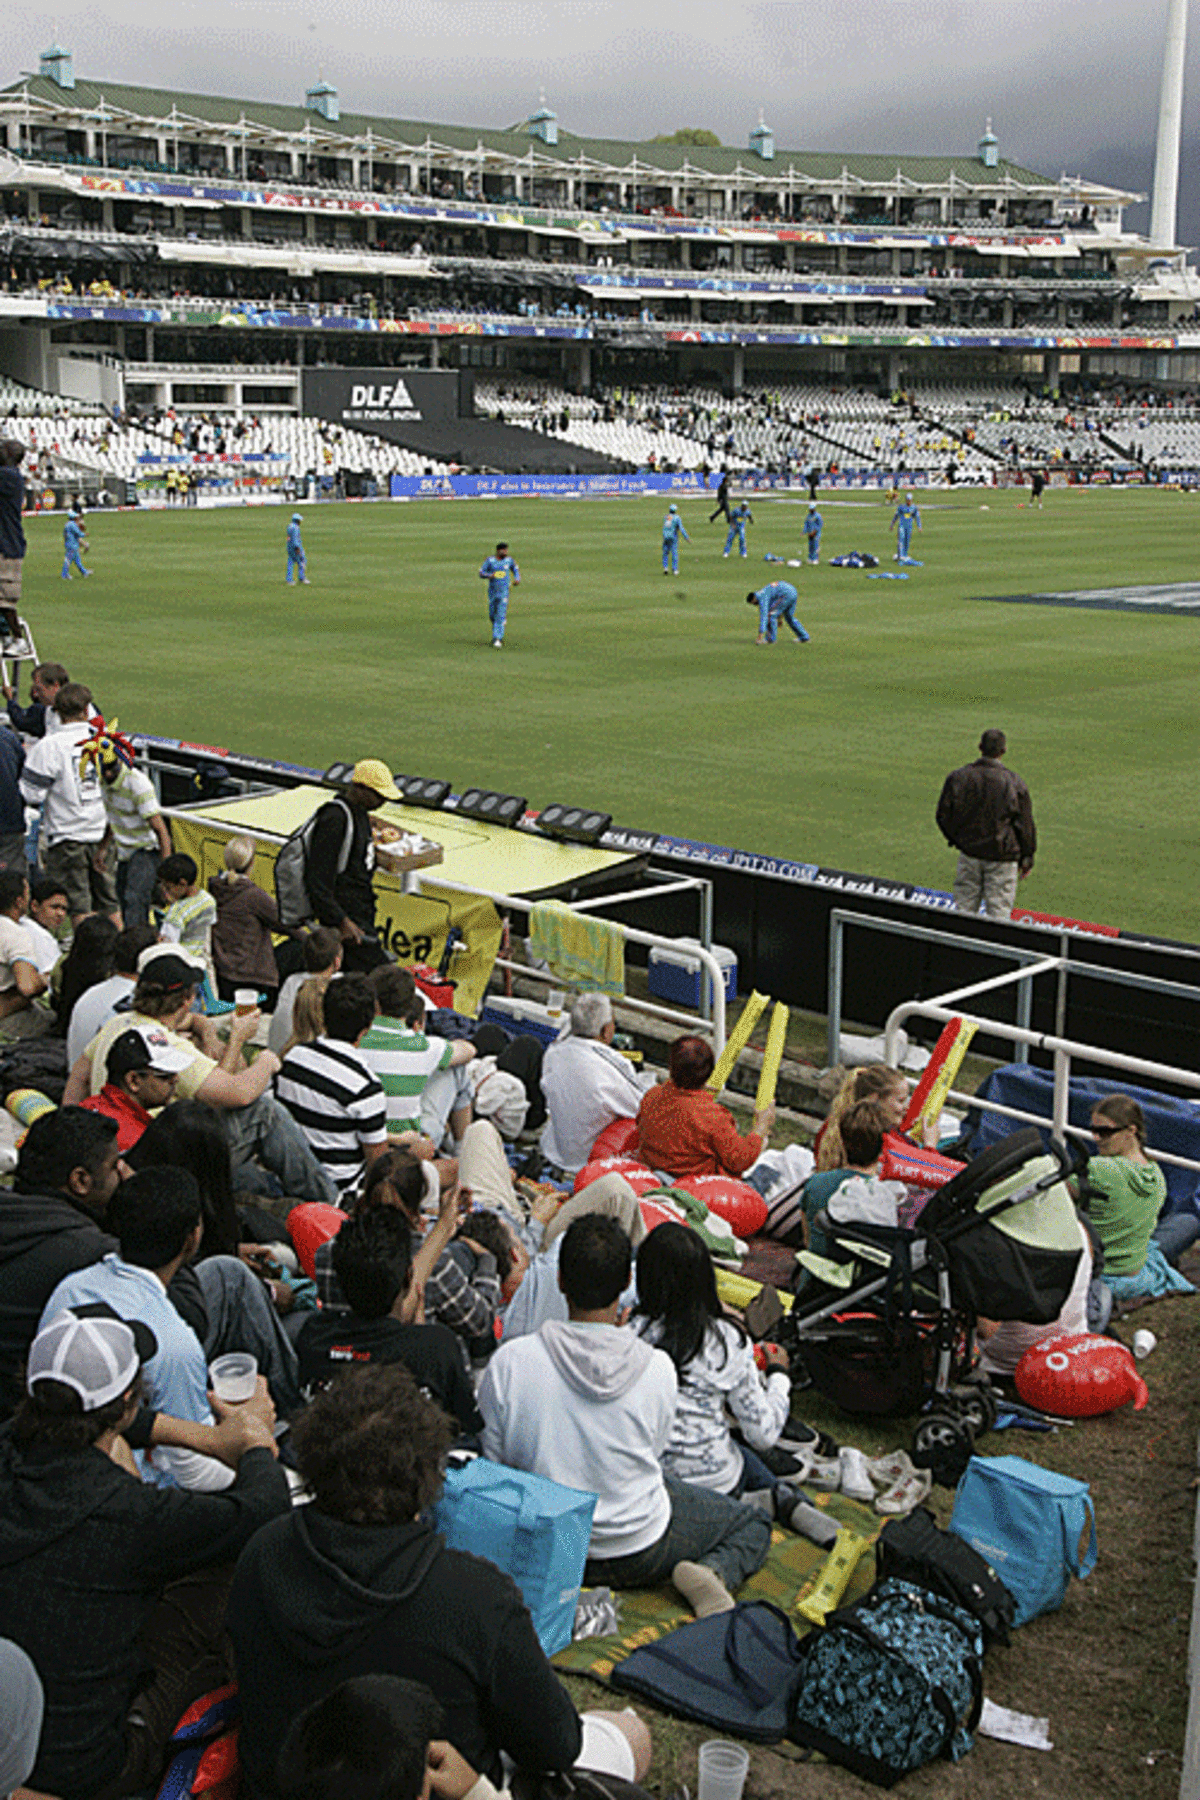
[697,1740,749,1800]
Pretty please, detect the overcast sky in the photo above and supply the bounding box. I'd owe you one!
[13,0,1199,240]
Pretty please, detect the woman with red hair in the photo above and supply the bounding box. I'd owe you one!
[637,1035,773,1180]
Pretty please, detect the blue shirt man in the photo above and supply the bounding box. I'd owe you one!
[804,506,823,563]
[286,513,308,584]
[479,542,520,648]
[723,501,753,559]
[661,503,690,575]
[60,514,90,582]
[891,494,922,562]
[748,581,811,647]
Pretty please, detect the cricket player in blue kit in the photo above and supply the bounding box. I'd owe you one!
[804,505,823,564]
[286,513,308,584]
[662,503,689,575]
[891,493,922,562]
[60,510,91,580]
[722,500,753,559]
[479,541,520,647]
[747,582,811,646]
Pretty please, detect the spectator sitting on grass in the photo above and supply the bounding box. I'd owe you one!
[539,992,647,1177]
[228,1365,584,1798]
[294,1206,484,1435]
[62,945,339,1210]
[65,922,159,1065]
[478,1214,771,1619]
[24,872,71,978]
[0,1306,288,1800]
[268,926,342,1057]
[796,1100,905,1265]
[0,867,48,1041]
[636,1034,774,1182]
[361,964,476,1150]
[156,852,218,981]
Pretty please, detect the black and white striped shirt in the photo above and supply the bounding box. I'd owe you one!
[275,1036,388,1196]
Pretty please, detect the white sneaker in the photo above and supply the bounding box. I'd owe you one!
[838,1446,876,1503]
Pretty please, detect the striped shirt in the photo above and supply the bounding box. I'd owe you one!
[358,1014,453,1132]
[275,1036,389,1196]
[101,764,162,858]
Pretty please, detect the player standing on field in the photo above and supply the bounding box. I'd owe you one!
[891,492,921,562]
[661,503,689,576]
[479,541,520,648]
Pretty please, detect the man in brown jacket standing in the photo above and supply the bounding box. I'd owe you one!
[936,729,1036,920]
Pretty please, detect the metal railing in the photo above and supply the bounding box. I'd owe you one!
[157,803,727,1051]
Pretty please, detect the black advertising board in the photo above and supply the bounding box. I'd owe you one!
[301,368,460,440]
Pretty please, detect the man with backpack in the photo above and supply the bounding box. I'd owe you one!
[287,760,399,973]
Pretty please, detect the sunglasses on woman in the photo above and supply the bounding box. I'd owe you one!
[1091,1123,1120,1139]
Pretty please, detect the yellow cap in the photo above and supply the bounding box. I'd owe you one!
[350,759,401,801]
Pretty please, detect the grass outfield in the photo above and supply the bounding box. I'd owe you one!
[19,485,1200,943]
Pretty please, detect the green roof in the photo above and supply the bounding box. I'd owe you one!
[4,72,1064,188]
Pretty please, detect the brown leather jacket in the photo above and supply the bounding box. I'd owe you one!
[936,757,1036,869]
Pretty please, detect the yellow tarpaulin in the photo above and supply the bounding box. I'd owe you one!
[167,786,637,1018]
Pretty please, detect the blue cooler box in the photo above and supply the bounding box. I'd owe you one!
[647,939,737,1009]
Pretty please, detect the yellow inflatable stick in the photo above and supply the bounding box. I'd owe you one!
[797,1528,870,1627]
[707,990,769,1092]
[754,1001,789,1113]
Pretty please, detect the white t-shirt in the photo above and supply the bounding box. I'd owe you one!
[22,917,62,978]
[0,915,37,996]
[67,972,136,1067]
[19,720,107,846]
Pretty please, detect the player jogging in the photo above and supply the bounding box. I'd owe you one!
[803,504,823,564]
[479,541,520,648]
[662,503,689,575]
[60,509,91,581]
[747,582,810,647]
[891,492,922,563]
[286,513,308,584]
[723,500,753,559]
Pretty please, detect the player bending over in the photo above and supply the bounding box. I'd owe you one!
[747,582,810,647]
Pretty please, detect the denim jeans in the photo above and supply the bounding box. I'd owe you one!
[116,848,161,928]
[1152,1211,1200,1265]
[583,1474,771,1593]
[218,1093,339,1207]
[195,1254,302,1416]
[732,1444,779,1495]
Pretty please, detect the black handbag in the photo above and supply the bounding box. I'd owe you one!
[876,1506,1015,1646]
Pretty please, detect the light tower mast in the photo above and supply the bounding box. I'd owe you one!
[1150,0,1189,246]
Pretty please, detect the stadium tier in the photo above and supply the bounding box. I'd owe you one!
[3,50,1200,483]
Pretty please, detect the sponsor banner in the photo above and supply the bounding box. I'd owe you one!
[388,468,940,499]
[302,367,458,436]
[975,583,1200,616]
[389,471,713,498]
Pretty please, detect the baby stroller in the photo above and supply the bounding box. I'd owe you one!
[780,1130,1084,1484]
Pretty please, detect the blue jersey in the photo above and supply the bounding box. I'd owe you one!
[731,503,753,527]
[287,521,303,553]
[64,519,83,551]
[805,511,822,537]
[479,554,519,601]
[892,502,920,532]
[662,513,689,544]
[755,580,797,632]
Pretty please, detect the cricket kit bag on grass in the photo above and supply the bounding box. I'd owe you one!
[790,1578,984,1786]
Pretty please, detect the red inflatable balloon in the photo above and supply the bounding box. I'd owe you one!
[590,1117,641,1162]
[288,1202,347,1280]
[674,1173,768,1237]
[1015,1332,1149,1416]
[573,1157,661,1197]
[879,1132,965,1190]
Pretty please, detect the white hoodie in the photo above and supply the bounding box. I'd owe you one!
[478,1319,677,1559]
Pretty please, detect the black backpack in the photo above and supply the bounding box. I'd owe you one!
[876,1506,1016,1646]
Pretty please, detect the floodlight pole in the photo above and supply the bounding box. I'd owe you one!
[1150,0,1188,247]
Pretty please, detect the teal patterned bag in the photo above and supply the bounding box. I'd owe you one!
[790,1578,984,1788]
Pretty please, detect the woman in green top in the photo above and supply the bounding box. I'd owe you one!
[1085,1095,1198,1278]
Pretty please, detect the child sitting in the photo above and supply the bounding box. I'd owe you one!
[797,1099,906,1267]
[156,852,218,982]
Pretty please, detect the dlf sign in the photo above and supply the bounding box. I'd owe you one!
[301,369,461,443]
[349,380,416,410]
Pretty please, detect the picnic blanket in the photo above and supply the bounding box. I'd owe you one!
[552,1495,880,1683]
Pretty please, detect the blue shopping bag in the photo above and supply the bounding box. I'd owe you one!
[949,1454,1097,1627]
[434,1461,597,1656]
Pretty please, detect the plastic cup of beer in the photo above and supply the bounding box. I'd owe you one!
[547,990,566,1019]
[209,1353,258,1403]
[234,989,259,1017]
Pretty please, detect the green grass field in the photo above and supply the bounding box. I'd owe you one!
[19,486,1200,942]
